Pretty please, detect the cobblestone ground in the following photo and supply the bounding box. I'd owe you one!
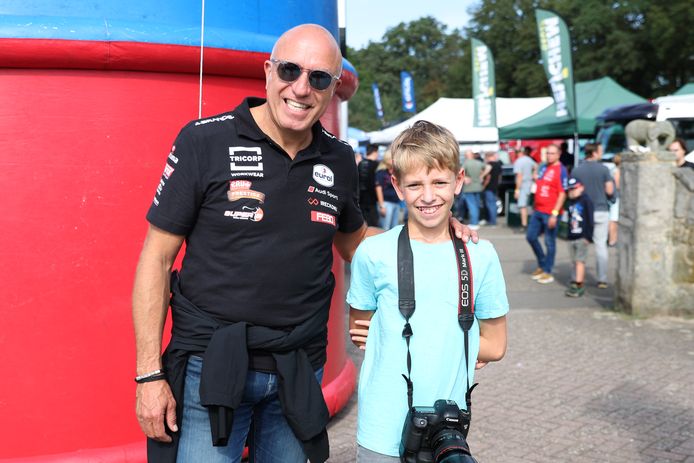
[327,226,694,463]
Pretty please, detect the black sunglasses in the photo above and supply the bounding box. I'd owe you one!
[270,59,340,91]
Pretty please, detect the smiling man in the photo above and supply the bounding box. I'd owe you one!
[132,24,367,463]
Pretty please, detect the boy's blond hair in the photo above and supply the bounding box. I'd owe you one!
[390,120,460,178]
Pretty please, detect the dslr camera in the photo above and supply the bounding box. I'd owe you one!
[400,399,477,463]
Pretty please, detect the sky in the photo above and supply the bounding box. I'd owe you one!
[344,0,479,50]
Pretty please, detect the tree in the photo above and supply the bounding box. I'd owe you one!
[347,1,693,131]
[347,17,470,131]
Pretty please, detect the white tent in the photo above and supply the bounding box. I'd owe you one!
[367,97,553,151]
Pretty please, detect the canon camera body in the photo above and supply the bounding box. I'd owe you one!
[400,399,477,463]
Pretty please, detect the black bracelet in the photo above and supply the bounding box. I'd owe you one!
[135,373,167,384]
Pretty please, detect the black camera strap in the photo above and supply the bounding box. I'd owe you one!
[398,223,477,411]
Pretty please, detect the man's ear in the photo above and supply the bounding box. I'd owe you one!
[263,60,273,89]
[391,175,405,201]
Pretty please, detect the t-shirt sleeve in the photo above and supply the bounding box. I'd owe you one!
[146,126,203,236]
[473,241,509,320]
[338,154,365,233]
[346,240,378,311]
[559,165,569,191]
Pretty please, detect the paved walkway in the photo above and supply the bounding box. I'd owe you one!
[327,225,694,462]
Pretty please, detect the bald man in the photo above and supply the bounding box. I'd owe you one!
[132,24,475,463]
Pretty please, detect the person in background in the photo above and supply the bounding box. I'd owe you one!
[571,143,614,289]
[526,144,568,284]
[669,138,694,169]
[513,146,537,231]
[375,150,401,230]
[358,144,380,227]
[565,178,594,298]
[458,150,485,230]
[482,151,502,227]
[605,153,621,246]
[559,141,574,173]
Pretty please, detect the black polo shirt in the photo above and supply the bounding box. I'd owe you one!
[147,97,364,368]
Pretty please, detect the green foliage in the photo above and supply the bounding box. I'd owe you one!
[347,0,692,131]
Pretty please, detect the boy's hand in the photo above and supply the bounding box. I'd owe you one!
[349,319,371,350]
[449,215,479,243]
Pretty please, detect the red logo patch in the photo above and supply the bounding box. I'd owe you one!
[311,210,336,227]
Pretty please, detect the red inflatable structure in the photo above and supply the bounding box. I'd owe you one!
[0,2,358,461]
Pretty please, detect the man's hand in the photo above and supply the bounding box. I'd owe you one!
[136,380,178,442]
[449,215,479,243]
[548,215,558,229]
[349,319,371,350]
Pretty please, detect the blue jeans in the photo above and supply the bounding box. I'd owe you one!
[483,190,498,225]
[378,201,400,230]
[177,355,323,463]
[458,192,480,225]
[526,211,559,274]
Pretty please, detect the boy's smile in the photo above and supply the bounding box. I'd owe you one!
[393,165,464,242]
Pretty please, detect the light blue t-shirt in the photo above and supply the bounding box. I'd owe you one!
[346,225,509,457]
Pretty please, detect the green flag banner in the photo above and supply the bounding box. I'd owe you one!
[471,38,496,127]
[536,9,576,121]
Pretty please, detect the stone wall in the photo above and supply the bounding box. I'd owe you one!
[616,150,694,317]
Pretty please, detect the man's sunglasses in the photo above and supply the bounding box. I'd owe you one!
[270,59,340,91]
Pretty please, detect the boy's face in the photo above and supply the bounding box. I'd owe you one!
[568,186,583,199]
[392,164,464,239]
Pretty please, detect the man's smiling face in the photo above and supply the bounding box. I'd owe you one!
[263,26,342,137]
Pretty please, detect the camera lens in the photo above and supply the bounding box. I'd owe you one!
[431,429,477,463]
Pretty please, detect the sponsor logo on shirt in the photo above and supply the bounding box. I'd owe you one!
[156,178,166,196]
[312,164,334,187]
[307,185,338,200]
[168,145,179,164]
[311,210,336,227]
[195,114,235,126]
[308,196,337,211]
[227,180,265,203]
[163,163,175,179]
[229,146,264,178]
[321,128,351,146]
[224,206,264,222]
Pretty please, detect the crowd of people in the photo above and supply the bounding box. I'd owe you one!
[357,146,505,231]
[358,136,692,299]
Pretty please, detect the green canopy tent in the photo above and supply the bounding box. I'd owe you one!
[674,83,694,96]
[499,77,645,139]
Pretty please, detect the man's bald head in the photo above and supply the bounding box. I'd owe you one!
[271,24,343,76]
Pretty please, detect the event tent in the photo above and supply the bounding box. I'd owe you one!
[674,83,694,96]
[367,96,552,149]
[499,77,646,139]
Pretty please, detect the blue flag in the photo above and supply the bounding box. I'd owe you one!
[372,83,384,120]
[400,71,416,113]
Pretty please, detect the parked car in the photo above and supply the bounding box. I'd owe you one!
[596,95,694,159]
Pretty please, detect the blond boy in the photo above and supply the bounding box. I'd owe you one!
[347,121,509,461]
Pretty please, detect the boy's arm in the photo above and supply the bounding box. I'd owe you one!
[477,315,507,364]
[349,307,375,350]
